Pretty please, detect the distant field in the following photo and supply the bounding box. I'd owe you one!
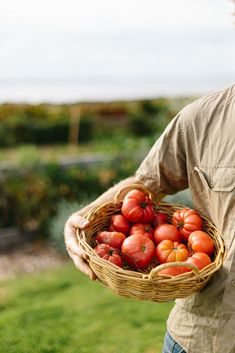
[0,263,174,353]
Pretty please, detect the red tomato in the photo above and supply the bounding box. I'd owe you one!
[129,223,154,242]
[185,252,212,271]
[121,234,155,270]
[95,231,126,250]
[152,212,168,227]
[172,208,203,242]
[155,240,189,264]
[109,214,130,235]
[94,244,123,267]
[154,223,181,245]
[121,189,154,223]
[157,266,189,277]
[188,230,214,257]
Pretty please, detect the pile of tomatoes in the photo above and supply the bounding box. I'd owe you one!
[94,188,214,276]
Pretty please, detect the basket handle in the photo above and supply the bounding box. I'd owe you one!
[148,261,203,281]
[114,183,164,203]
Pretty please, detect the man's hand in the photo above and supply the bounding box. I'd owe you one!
[64,176,140,280]
[64,212,97,280]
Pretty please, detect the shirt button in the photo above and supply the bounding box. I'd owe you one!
[231,279,235,287]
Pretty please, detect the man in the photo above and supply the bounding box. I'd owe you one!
[64,84,235,353]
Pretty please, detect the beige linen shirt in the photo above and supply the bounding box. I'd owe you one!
[136,84,235,353]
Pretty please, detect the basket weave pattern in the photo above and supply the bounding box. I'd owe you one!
[77,187,225,302]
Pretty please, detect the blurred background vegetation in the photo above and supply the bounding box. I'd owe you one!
[0,97,194,353]
[0,97,194,251]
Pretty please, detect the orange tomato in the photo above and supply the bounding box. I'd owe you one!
[188,230,214,257]
[172,208,203,242]
[155,240,189,264]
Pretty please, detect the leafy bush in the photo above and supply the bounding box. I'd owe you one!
[127,99,173,137]
[127,111,154,137]
[78,114,94,142]
[0,99,180,147]
[0,156,138,238]
[140,99,170,115]
[1,118,69,147]
[0,105,94,146]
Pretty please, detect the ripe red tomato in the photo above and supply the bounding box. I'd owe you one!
[152,212,168,227]
[188,230,214,257]
[172,208,203,242]
[157,266,189,277]
[95,231,126,250]
[94,244,123,267]
[121,234,155,270]
[155,240,189,264]
[129,223,154,242]
[121,189,154,223]
[109,214,130,235]
[185,252,212,271]
[154,223,181,245]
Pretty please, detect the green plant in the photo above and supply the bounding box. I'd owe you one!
[78,114,94,142]
[140,99,169,115]
[0,155,138,237]
[17,145,41,167]
[49,200,88,253]
[127,111,154,137]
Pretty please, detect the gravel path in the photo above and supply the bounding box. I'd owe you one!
[0,242,68,280]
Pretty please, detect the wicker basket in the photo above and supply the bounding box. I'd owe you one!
[77,184,225,302]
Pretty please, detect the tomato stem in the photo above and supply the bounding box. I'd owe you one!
[177,221,184,229]
[141,245,146,253]
[140,201,147,209]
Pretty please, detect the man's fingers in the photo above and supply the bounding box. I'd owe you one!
[70,253,97,280]
[64,210,96,280]
[67,213,90,229]
[64,223,89,259]
[65,229,83,255]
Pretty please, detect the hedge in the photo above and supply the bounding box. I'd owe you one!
[0,116,94,147]
[0,156,139,238]
[0,100,177,147]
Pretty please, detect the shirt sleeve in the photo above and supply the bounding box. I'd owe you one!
[135,111,188,195]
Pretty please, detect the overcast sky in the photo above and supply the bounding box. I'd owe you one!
[0,0,234,79]
[0,0,234,102]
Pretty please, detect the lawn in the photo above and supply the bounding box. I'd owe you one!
[0,263,174,353]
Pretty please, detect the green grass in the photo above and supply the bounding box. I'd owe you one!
[0,263,173,353]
